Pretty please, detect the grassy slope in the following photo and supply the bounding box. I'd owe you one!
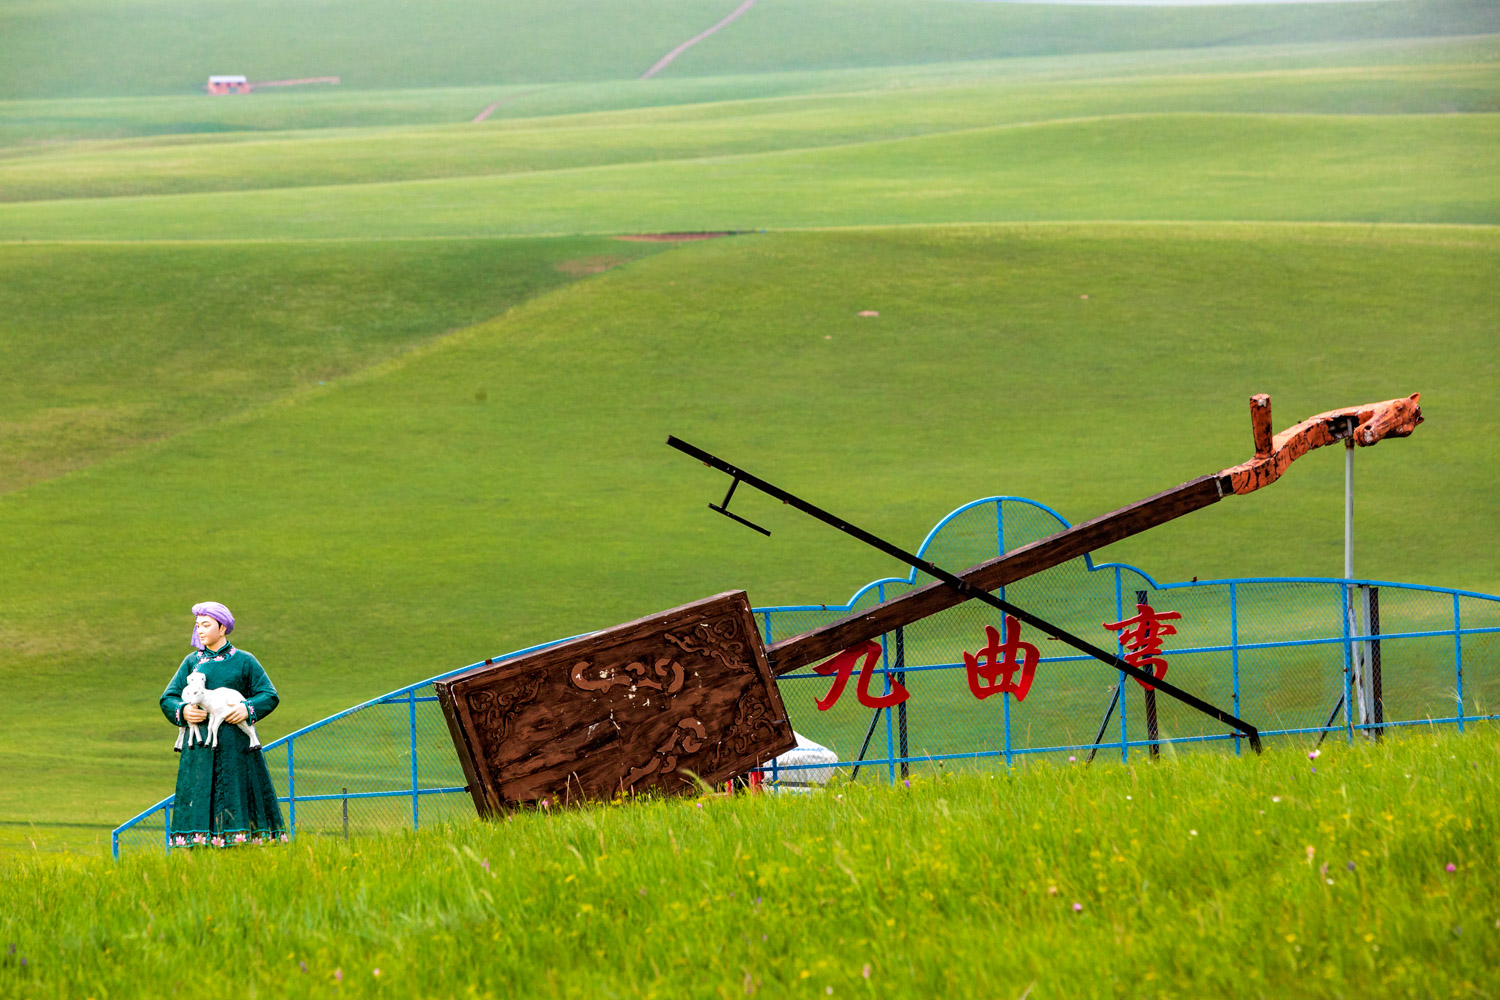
[2,113,1496,239]
[3,0,1495,99]
[0,237,666,491]
[2,223,1496,833]
[3,730,1497,998]
[0,24,1495,844]
[3,58,1497,201]
[3,34,1494,147]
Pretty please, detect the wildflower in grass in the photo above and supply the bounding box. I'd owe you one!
[481,858,489,871]
[1073,902,1083,912]
[863,964,872,980]
[1047,885,1058,896]
[1446,863,1457,872]
[1309,749,1321,760]
[696,802,703,809]
[1320,862,1328,877]
[1306,846,1315,863]
[1271,796,1281,803]
[1068,756,1076,763]
[1189,829,1197,837]
[334,968,342,982]
[903,779,910,788]
[1346,861,1356,871]
[374,969,381,977]
[300,961,307,973]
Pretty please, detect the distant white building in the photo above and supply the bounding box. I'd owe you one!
[206,75,250,95]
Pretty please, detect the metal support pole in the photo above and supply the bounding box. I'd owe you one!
[342,787,349,841]
[1344,435,1371,737]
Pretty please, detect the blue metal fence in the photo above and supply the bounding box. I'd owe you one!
[112,496,1498,858]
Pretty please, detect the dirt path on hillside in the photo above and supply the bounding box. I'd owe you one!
[473,88,547,123]
[640,0,756,80]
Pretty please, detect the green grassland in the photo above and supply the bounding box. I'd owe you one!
[4,113,1496,239]
[4,33,1494,148]
[0,0,1496,872]
[3,222,1495,840]
[5,730,1498,998]
[4,0,1496,99]
[0,237,668,491]
[3,54,1497,201]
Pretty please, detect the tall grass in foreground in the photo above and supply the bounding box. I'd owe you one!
[4,730,1496,998]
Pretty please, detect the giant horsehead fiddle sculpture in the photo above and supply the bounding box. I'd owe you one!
[436,394,1422,815]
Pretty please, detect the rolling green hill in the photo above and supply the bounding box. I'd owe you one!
[2,113,1496,239]
[0,18,1495,850]
[3,54,1496,200]
[3,0,1496,100]
[3,222,1496,836]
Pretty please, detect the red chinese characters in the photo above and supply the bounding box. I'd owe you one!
[963,614,1039,702]
[813,640,909,711]
[1103,602,1182,690]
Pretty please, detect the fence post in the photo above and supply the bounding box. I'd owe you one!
[343,787,349,841]
[881,611,896,784]
[1453,593,1465,732]
[1116,568,1128,763]
[287,737,296,839]
[1137,591,1159,758]
[895,626,909,780]
[410,689,419,830]
[1369,586,1383,740]
[1003,690,1012,768]
[163,801,171,854]
[1350,587,1362,743]
[1230,582,1241,756]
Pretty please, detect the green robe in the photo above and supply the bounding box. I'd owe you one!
[160,643,287,847]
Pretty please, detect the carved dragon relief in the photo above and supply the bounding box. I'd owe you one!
[663,614,752,671]
[569,656,685,694]
[467,675,546,775]
[714,692,781,767]
[624,717,707,789]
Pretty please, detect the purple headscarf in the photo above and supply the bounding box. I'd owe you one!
[190,602,235,649]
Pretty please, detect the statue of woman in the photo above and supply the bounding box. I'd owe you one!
[160,602,287,847]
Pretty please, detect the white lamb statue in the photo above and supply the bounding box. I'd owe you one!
[174,669,262,751]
